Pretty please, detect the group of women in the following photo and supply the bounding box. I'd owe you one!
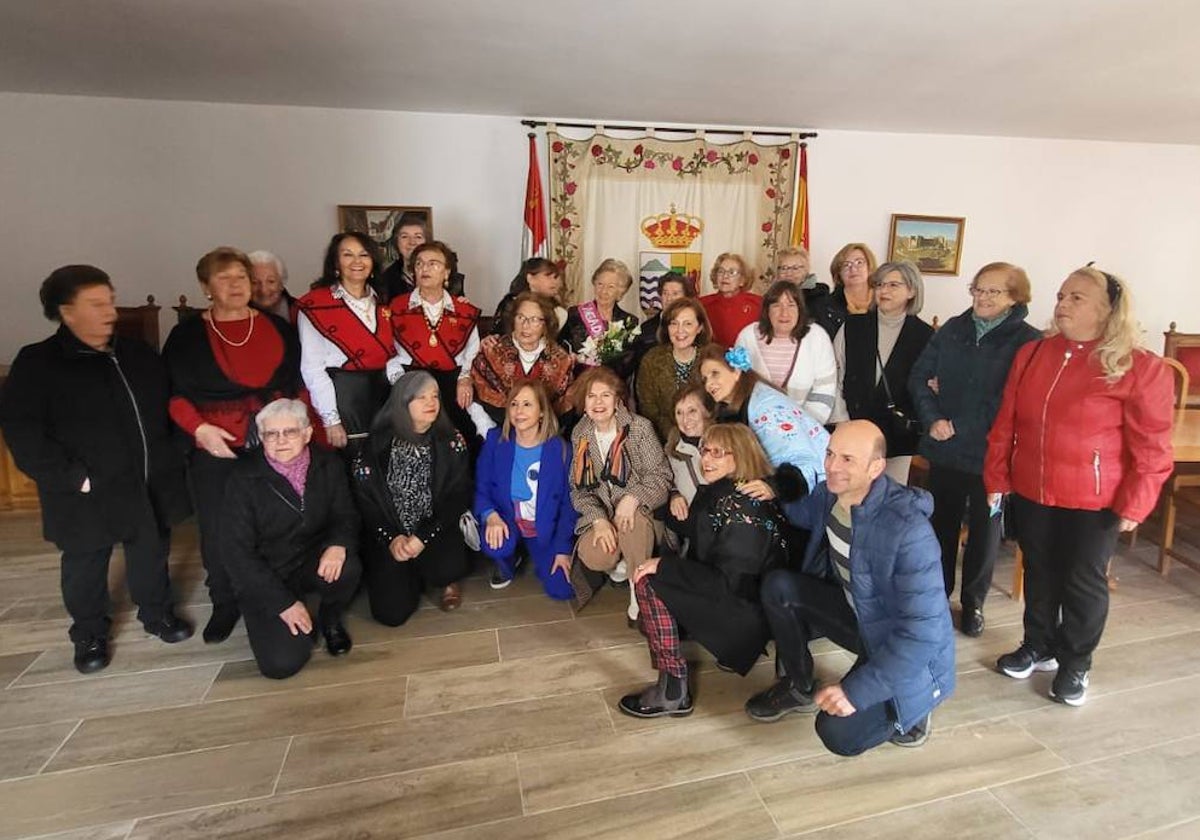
[151,232,1176,712]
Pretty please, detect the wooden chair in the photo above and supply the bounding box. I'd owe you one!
[1164,322,1200,407]
[173,294,205,323]
[1157,356,1200,575]
[115,295,162,350]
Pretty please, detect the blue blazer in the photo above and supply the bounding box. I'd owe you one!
[474,429,577,557]
[782,475,955,732]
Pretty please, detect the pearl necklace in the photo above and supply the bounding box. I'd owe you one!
[206,310,256,347]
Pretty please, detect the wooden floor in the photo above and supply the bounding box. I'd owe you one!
[1,512,1200,840]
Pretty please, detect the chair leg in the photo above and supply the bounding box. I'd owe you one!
[1012,546,1024,602]
[1159,488,1177,577]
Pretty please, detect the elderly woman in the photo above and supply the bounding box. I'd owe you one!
[353,371,473,619]
[698,345,828,492]
[986,267,1173,706]
[812,243,877,339]
[633,272,694,364]
[248,250,298,323]
[0,265,193,673]
[475,380,578,596]
[832,261,933,484]
[471,292,574,425]
[770,246,830,309]
[297,232,400,452]
[619,424,788,717]
[636,297,714,441]
[699,253,761,348]
[164,246,304,644]
[390,240,483,445]
[569,366,673,621]
[559,258,641,380]
[735,281,837,425]
[491,258,567,337]
[908,263,1041,637]
[219,399,362,679]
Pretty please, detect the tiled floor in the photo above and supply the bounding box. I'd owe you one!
[1,510,1200,839]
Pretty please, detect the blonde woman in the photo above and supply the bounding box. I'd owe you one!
[985,266,1174,707]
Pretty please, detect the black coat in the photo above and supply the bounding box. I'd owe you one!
[0,327,191,551]
[842,313,934,456]
[811,286,850,339]
[654,479,787,674]
[351,429,472,549]
[219,447,360,615]
[558,303,640,381]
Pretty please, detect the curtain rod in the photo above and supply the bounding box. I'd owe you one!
[521,118,816,140]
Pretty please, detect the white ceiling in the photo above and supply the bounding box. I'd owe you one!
[2,0,1199,144]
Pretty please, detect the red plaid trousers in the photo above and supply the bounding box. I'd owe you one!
[635,576,686,678]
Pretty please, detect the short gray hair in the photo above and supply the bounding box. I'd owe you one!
[255,398,311,433]
[247,250,288,284]
[871,260,924,315]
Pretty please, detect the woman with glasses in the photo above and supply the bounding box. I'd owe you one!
[812,243,877,339]
[735,281,838,425]
[617,423,788,718]
[765,246,831,310]
[908,263,1040,637]
[636,298,714,441]
[985,267,1173,707]
[559,258,641,380]
[471,292,574,425]
[831,260,932,484]
[699,253,761,347]
[390,241,484,447]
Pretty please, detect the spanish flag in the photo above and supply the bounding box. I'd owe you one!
[522,133,548,259]
[790,143,809,250]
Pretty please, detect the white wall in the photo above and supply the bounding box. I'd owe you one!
[2,91,1198,363]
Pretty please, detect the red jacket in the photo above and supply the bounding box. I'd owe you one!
[984,334,1173,522]
[700,291,761,348]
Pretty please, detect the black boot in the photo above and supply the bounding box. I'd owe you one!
[618,671,694,719]
[203,603,241,644]
[319,607,353,657]
[73,636,111,674]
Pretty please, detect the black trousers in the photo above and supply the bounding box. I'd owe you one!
[761,568,898,756]
[240,552,363,680]
[1013,495,1118,672]
[928,464,1002,610]
[362,527,472,627]
[187,449,242,607]
[60,496,173,643]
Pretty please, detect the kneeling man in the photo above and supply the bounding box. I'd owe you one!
[221,399,362,678]
[745,420,955,755]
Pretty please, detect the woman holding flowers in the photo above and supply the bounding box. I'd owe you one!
[559,258,641,381]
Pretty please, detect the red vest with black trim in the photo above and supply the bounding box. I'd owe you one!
[391,292,481,371]
[296,286,396,370]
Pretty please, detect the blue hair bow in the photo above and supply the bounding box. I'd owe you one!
[725,346,752,372]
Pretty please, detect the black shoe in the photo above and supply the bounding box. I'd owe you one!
[202,604,241,644]
[144,611,194,644]
[617,673,693,719]
[890,713,932,748]
[744,678,817,722]
[73,637,111,674]
[996,643,1058,679]
[321,620,353,657]
[489,565,514,590]
[1049,668,1089,706]
[961,608,985,638]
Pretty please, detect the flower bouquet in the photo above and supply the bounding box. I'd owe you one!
[578,321,642,367]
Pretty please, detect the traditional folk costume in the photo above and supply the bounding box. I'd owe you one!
[296,284,402,442]
[470,334,574,423]
[390,289,484,444]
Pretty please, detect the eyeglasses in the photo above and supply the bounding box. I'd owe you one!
[414,259,445,270]
[700,445,732,459]
[514,314,545,326]
[840,259,867,271]
[875,280,908,292]
[969,286,1008,299]
[777,264,806,273]
[261,427,304,443]
[716,268,742,277]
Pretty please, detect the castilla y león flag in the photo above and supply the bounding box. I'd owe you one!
[522,134,548,259]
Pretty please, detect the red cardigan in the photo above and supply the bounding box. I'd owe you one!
[983,334,1173,522]
[700,291,761,348]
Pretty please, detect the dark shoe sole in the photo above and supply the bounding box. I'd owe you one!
[617,696,694,719]
[74,655,111,675]
[744,702,817,723]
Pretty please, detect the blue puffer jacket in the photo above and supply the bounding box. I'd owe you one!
[782,475,955,732]
[908,305,1041,474]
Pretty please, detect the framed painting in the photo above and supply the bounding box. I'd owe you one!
[887,214,965,275]
[337,205,433,270]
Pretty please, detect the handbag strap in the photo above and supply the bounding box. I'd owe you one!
[875,345,898,408]
[781,336,804,387]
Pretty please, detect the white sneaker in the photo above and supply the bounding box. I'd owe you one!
[609,560,629,584]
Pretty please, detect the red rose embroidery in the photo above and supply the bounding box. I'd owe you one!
[565,182,577,195]
[591,144,603,157]
[766,188,776,199]
[706,150,719,162]
[762,222,773,233]
[672,158,683,171]
[633,144,644,156]
[644,160,656,169]
[552,141,564,153]
[559,217,572,229]
[780,148,791,160]
[780,423,794,432]
[748,153,759,165]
